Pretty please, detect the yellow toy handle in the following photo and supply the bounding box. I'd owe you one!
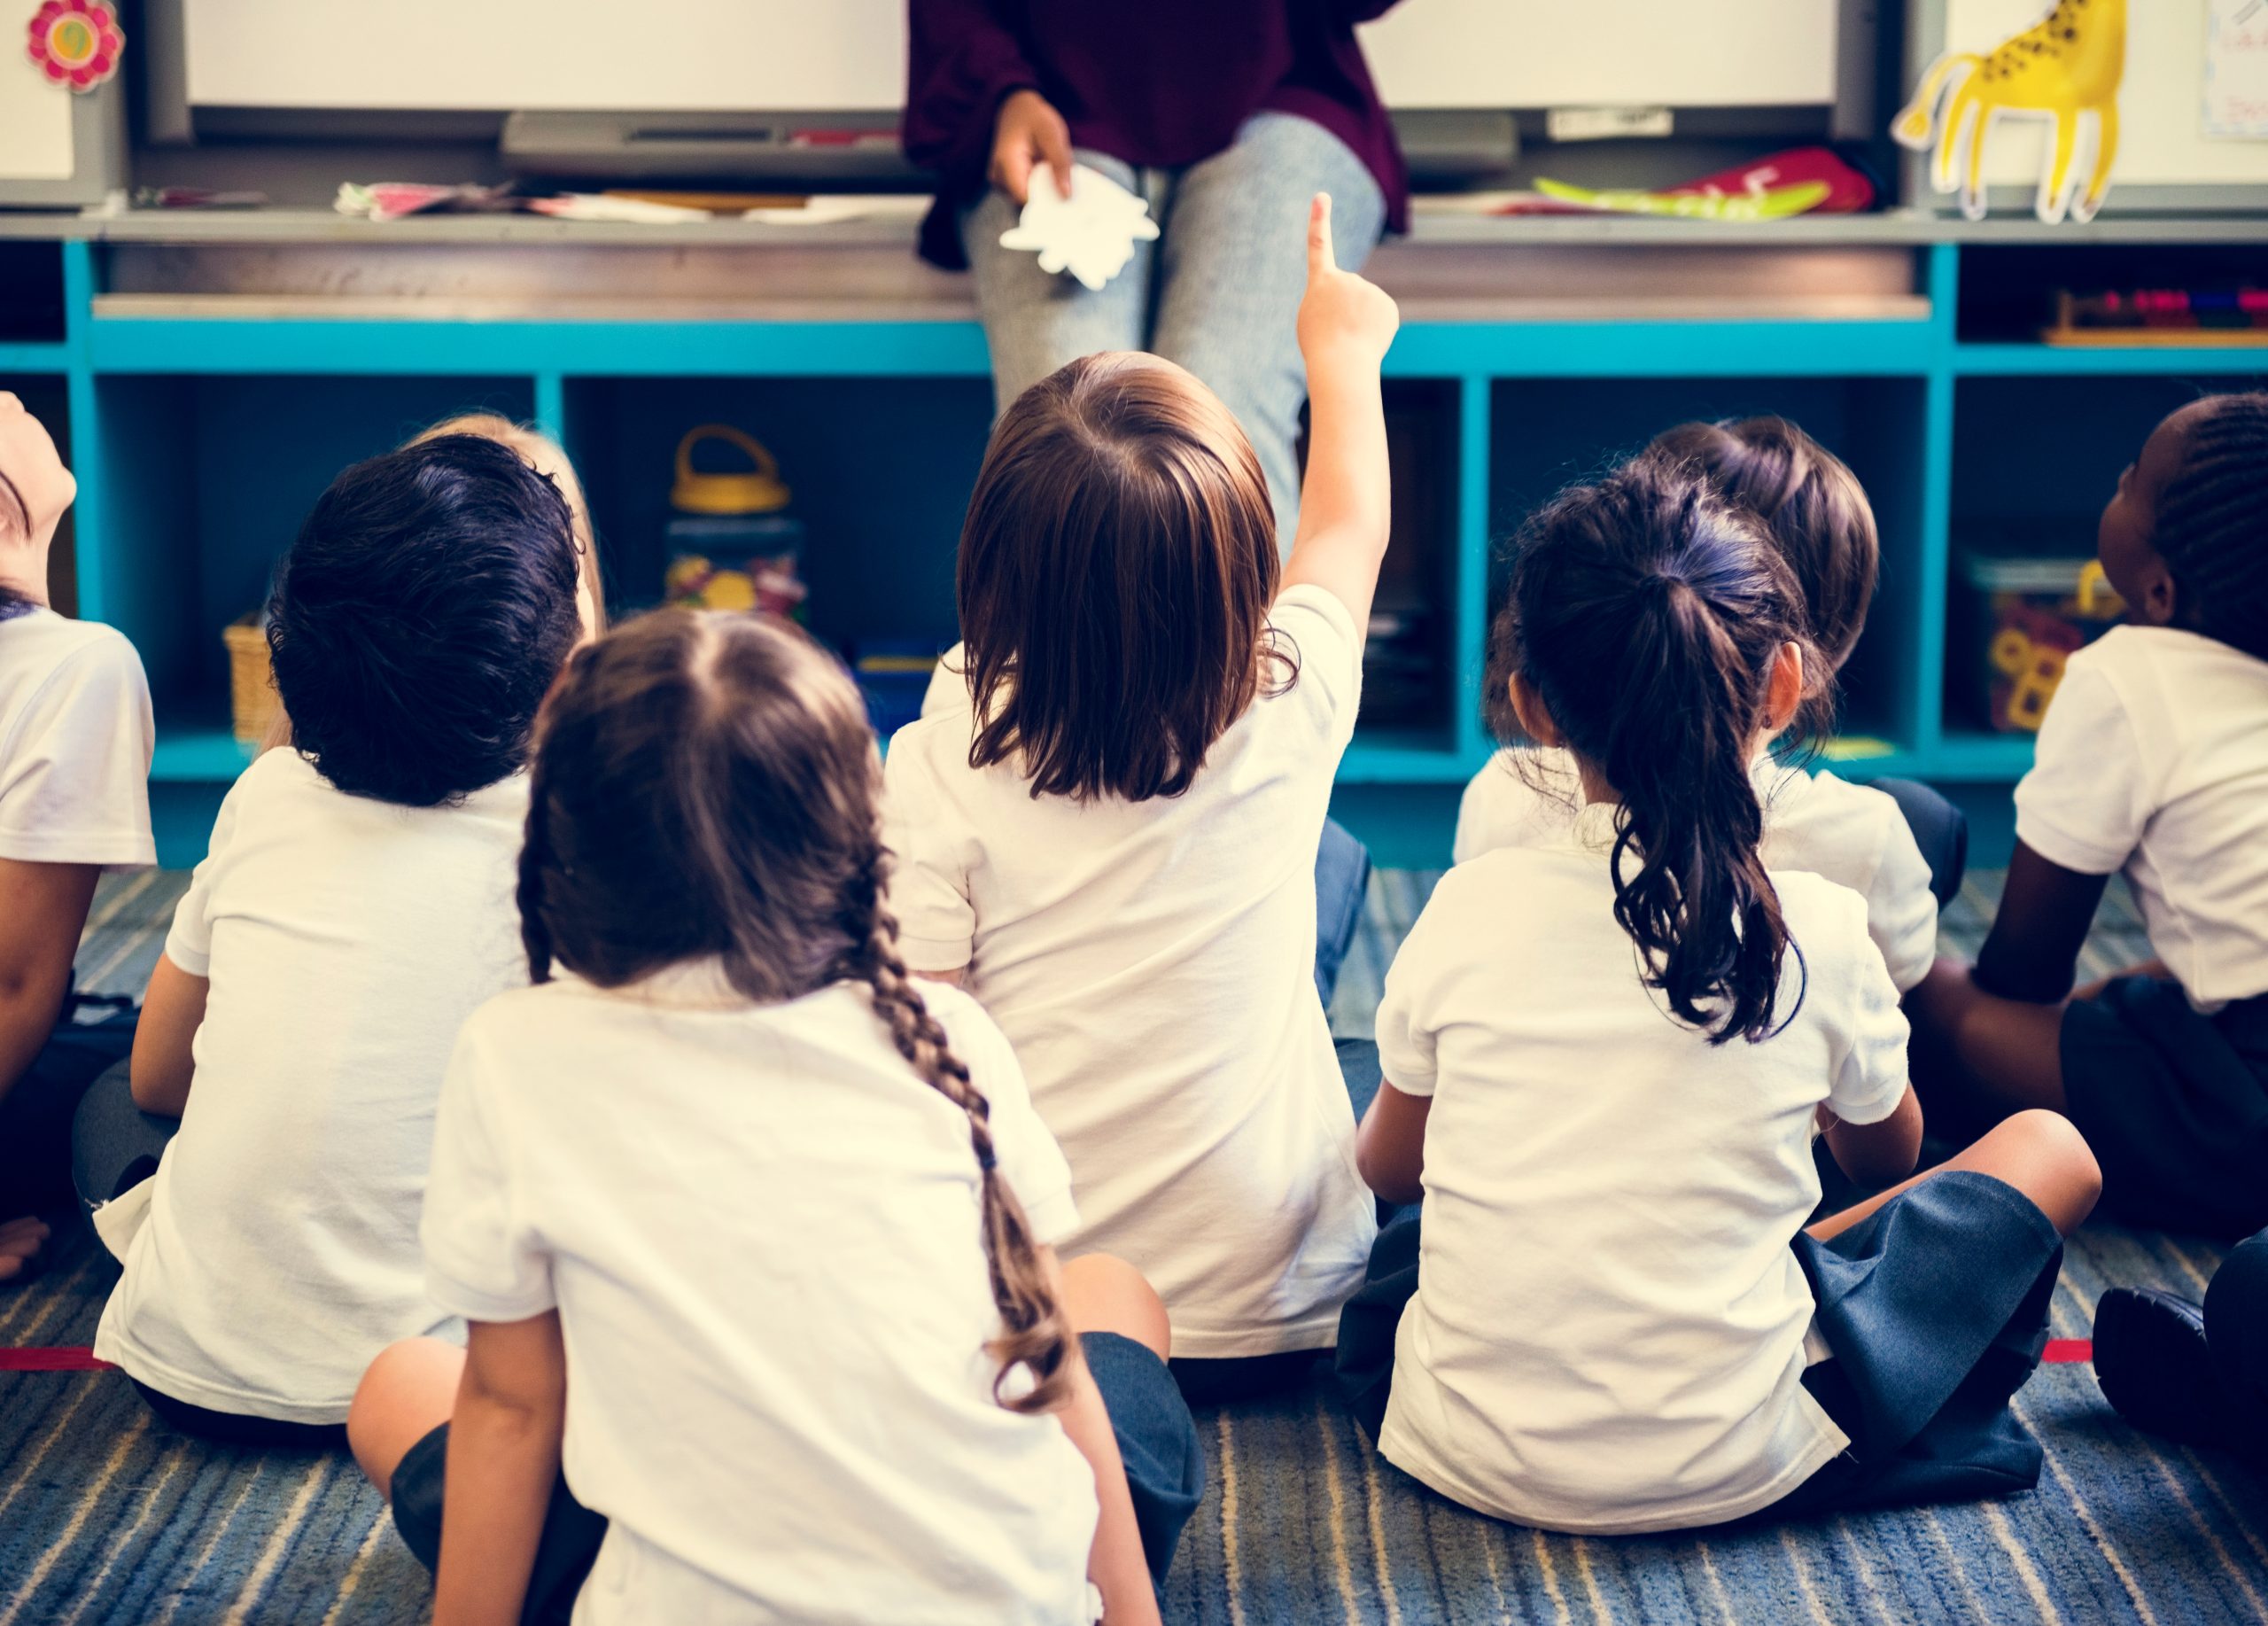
[672,424,791,514]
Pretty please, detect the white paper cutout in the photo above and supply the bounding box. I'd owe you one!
[998,163,1161,292]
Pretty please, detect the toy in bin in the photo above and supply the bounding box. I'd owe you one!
[1958,553,2124,732]
[664,424,809,618]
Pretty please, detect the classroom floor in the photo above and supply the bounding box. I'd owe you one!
[3,869,2264,1623]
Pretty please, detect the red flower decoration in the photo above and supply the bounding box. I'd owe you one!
[26,0,125,93]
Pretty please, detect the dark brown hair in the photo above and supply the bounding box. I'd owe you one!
[955,352,1291,802]
[517,608,1072,1410]
[2154,391,2268,662]
[1485,416,1876,745]
[1504,463,1814,1044]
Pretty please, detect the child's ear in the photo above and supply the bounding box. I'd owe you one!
[2132,552,2181,627]
[1507,673,1564,747]
[1763,642,1805,735]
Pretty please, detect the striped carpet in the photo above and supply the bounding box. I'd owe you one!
[4,869,2264,1623]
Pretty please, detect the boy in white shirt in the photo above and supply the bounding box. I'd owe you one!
[1914,393,2268,1238]
[0,393,153,1281]
[1456,417,1958,996]
[884,198,1397,1396]
[77,432,594,1443]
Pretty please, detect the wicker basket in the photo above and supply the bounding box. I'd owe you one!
[223,613,282,745]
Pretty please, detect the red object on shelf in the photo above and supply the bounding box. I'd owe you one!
[25,0,124,91]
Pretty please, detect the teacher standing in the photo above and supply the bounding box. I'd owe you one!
[904,1,1409,541]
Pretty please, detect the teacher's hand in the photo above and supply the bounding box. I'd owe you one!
[991,89,1076,207]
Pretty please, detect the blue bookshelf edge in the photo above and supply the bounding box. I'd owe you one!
[7,233,2264,867]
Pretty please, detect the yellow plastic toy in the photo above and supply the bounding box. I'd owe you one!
[1893,0,2125,224]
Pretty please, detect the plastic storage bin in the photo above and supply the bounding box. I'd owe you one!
[1954,552,2123,733]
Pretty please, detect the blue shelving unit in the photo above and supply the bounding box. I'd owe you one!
[4,233,2263,868]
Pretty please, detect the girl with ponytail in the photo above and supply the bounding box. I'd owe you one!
[1334,460,2100,1537]
[347,610,1201,1626]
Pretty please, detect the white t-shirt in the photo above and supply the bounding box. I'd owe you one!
[883,583,1377,1358]
[0,606,154,867]
[1455,750,1938,993]
[423,972,1100,1626]
[1376,804,1909,1535]
[2015,626,2268,1009]
[95,749,530,1421]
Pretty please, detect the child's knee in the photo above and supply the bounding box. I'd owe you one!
[1058,1253,1171,1360]
[1992,1109,2102,1234]
[347,1337,463,1497]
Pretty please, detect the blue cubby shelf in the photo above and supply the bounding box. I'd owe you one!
[23,230,2267,867]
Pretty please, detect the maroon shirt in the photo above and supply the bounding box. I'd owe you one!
[904,0,1409,268]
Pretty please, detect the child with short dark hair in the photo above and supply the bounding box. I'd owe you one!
[1458,416,1958,995]
[1340,461,2099,1534]
[883,196,1399,1396]
[347,611,1200,1625]
[1912,393,2268,1238]
[77,432,592,1443]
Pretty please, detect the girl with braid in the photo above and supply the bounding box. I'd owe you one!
[347,610,1202,1626]
[1913,393,2268,1237]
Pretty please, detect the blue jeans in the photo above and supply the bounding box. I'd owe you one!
[962,111,1388,542]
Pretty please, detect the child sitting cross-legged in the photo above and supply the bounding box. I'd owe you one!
[1337,462,2101,1534]
[1910,393,2268,1238]
[1457,416,1960,997]
[347,610,1202,1626]
[77,433,595,1445]
[882,195,1400,1400]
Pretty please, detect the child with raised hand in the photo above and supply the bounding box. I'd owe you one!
[1338,462,2100,1534]
[882,196,1399,1400]
[76,433,592,1445]
[1912,393,2268,1237]
[347,611,1201,1626]
[1457,416,1958,995]
[0,392,153,1281]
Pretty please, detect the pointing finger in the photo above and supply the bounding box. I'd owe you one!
[1308,193,1335,281]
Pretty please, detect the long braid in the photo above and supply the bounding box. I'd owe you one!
[842,844,1075,1414]
[2156,393,2268,662]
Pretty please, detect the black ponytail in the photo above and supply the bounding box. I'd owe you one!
[1505,465,1814,1044]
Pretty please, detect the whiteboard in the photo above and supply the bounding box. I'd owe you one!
[1,57,76,180]
[1942,0,2268,186]
[180,1,1837,114]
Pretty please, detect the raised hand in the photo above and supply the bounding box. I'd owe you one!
[1296,194,1400,376]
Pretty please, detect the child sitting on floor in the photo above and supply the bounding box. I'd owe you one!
[881,196,1399,1400]
[77,432,594,1445]
[1456,416,1959,995]
[1338,461,2101,1534]
[347,610,1201,1626]
[0,393,153,1281]
[1910,393,2268,1238]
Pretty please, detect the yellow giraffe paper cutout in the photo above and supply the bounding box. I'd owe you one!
[1894,0,2126,224]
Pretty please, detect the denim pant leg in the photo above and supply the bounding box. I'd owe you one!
[2204,1230,2268,1451]
[1314,816,1371,1007]
[1150,112,1387,544]
[1872,776,1969,907]
[70,1060,179,1213]
[960,152,1157,419]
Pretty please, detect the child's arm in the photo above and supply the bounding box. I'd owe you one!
[1039,1247,1160,1626]
[1971,842,2111,1004]
[1279,194,1401,639]
[1355,1080,1431,1207]
[431,1313,568,1626]
[1816,1085,1922,1190]
[0,859,97,1107]
[128,953,207,1118]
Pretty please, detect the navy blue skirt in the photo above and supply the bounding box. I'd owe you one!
[2062,978,2268,1237]
[1337,1170,2064,1527]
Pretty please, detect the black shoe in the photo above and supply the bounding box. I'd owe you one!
[2093,1288,2226,1449]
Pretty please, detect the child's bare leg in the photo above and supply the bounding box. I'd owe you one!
[1059,1251,1171,1359]
[1809,1109,2101,1242]
[348,1337,464,1498]
[1907,960,2069,1137]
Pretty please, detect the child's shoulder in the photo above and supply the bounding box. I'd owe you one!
[2,607,147,696]
[1768,867,1879,968]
